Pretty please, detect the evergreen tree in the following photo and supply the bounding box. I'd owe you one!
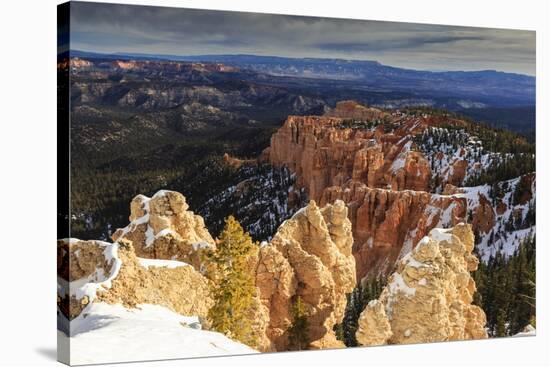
[336,276,387,347]
[473,235,536,336]
[206,216,258,347]
[496,310,507,337]
[288,296,309,350]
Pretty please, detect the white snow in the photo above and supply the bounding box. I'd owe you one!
[390,156,406,172]
[58,302,256,365]
[137,258,189,269]
[390,141,412,173]
[429,228,453,243]
[458,175,536,262]
[404,256,427,268]
[155,228,176,238]
[388,273,416,297]
[414,126,525,193]
[513,325,536,337]
[144,225,155,247]
[152,189,172,198]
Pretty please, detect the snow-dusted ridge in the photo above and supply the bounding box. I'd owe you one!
[456,174,535,261]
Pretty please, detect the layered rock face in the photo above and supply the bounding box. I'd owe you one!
[320,181,466,278]
[355,224,487,346]
[112,190,215,269]
[265,103,447,280]
[267,103,433,203]
[57,238,211,323]
[267,117,432,202]
[254,200,356,350]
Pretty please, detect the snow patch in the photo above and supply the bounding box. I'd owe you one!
[513,325,536,337]
[192,241,212,251]
[388,273,416,297]
[138,258,188,269]
[429,228,453,243]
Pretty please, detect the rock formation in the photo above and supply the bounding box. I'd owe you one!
[267,104,433,203]
[253,200,356,350]
[265,103,454,280]
[57,238,212,322]
[57,238,254,365]
[355,223,487,346]
[62,192,357,353]
[112,190,215,270]
[324,100,390,120]
[320,181,466,278]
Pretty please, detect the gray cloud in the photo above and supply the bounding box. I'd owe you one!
[69,1,536,75]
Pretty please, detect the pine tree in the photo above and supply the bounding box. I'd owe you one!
[337,277,387,347]
[206,215,258,347]
[496,310,507,337]
[288,296,309,350]
[473,235,536,337]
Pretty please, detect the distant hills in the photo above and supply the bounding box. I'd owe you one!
[70,49,535,108]
[67,49,535,139]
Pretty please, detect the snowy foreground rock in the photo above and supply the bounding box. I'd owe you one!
[112,190,216,270]
[356,223,488,346]
[57,236,255,365]
[58,303,256,365]
[58,192,357,361]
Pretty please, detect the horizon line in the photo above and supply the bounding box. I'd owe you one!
[65,48,536,78]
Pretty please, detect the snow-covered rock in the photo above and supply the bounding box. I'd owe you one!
[112,190,215,269]
[57,236,256,364]
[457,174,535,261]
[57,238,212,334]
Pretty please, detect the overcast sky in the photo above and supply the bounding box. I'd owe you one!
[68,2,536,76]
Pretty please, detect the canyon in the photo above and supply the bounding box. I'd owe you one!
[266,101,535,279]
[58,48,536,364]
[57,101,535,362]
